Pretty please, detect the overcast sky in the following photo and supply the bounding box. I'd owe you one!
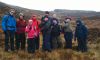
[0,0,100,12]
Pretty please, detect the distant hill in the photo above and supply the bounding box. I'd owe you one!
[54,9,100,17]
[0,2,44,20]
[0,2,100,20]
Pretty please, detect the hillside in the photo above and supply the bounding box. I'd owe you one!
[0,2,44,20]
[0,2,100,20]
[54,9,100,17]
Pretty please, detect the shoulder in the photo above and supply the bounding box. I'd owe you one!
[3,15,9,18]
[41,16,45,19]
[83,25,88,30]
[48,17,52,19]
[2,15,10,21]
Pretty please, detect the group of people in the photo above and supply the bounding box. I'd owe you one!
[1,9,88,53]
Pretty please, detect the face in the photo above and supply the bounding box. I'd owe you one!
[32,16,36,19]
[19,16,23,19]
[77,22,80,25]
[53,20,57,25]
[76,21,82,26]
[10,10,15,15]
[66,19,70,22]
[29,20,33,25]
[53,14,57,18]
[45,14,49,16]
[65,19,70,23]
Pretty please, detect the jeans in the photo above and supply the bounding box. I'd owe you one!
[77,37,88,52]
[51,36,62,49]
[15,33,26,50]
[42,33,51,51]
[64,32,73,49]
[35,35,40,50]
[4,30,15,51]
[27,38,35,53]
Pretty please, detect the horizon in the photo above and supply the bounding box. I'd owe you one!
[0,0,100,12]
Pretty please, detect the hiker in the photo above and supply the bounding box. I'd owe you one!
[31,15,40,50]
[15,13,27,51]
[51,14,62,49]
[74,18,88,52]
[62,18,73,49]
[25,20,38,53]
[39,11,52,52]
[1,9,16,52]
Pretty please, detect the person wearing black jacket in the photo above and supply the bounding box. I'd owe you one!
[74,18,88,52]
[51,14,62,50]
[39,11,52,52]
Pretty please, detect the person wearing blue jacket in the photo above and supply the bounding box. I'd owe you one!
[2,9,16,52]
[74,18,88,52]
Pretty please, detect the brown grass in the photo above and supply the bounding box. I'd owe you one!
[0,20,100,60]
[0,42,99,60]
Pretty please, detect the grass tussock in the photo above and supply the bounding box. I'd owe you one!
[0,24,100,60]
[0,48,98,60]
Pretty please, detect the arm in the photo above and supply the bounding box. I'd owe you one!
[39,17,47,32]
[39,17,45,28]
[14,18,16,32]
[83,26,88,37]
[25,25,30,33]
[61,23,65,33]
[74,27,78,41]
[23,20,27,27]
[1,15,8,32]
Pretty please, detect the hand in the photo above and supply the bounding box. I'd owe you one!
[74,38,76,41]
[39,32,40,34]
[34,32,37,36]
[3,31,6,33]
[44,18,48,21]
[3,30,8,34]
[29,26,32,30]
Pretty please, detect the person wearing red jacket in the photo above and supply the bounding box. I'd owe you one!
[15,13,27,51]
[31,15,40,50]
[25,19,38,53]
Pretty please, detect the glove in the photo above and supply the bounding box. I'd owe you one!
[29,26,32,30]
[74,38,76,41]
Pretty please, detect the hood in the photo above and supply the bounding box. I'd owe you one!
[76,19,84,26]
[32,18,37,21]
[7,12,13,17]
[31,15,37,21]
